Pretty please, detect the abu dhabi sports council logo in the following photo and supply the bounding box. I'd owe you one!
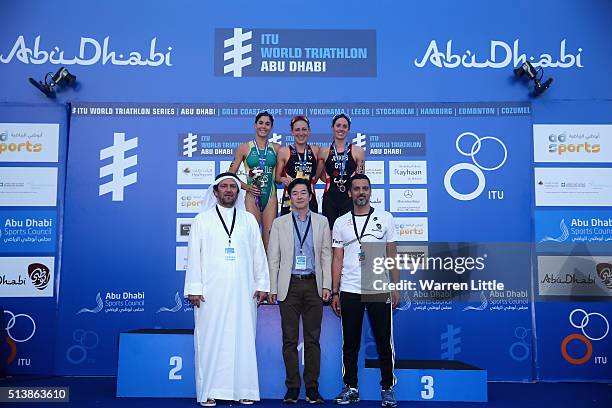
[215,28,376,77]
[27,263,50,290]
[77,293,103,314]
[99,132,138,201]
[561,309,609,365]
[223,28,253,77]
[0,130,8,141]
[462,291,488,311]
[156,292,193,313]
[540,218,569,242]
[444,131,507,201]
[77,291,145,314]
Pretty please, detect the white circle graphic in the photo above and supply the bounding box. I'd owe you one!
[569,309,609,342]
[4,310,36,343]
[444,162,485,201]
[471,136,507,171]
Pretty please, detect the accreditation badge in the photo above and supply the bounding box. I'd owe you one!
[224,247,236,262]
[295,255,307,270]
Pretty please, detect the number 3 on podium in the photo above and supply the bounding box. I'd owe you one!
[420,375,434,400]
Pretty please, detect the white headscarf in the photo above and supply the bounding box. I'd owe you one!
[201,172,246,212]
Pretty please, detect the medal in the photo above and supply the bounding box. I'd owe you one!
[332,142,349,193]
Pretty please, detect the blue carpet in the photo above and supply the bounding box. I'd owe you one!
[0,377,610,408]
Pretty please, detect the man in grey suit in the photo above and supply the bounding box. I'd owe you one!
[268,178,332,404]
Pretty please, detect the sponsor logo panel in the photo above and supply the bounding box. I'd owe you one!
[535,210,612,246]
[0,211,57,252]
[176,161,215,185]
[533,124,611,163]
[0,123,59,162]
[176,218,193,243]
[370,189,386,211]
[176,189,207,213]
[535,168,612,207]
[176,246,188,271]
[537,256,612,297]
[364,161,385,184]
[0,167,57,206]
[389,189,427,213]
[0,257,54,297]
[389,161,427,184]
[394,217,428,242]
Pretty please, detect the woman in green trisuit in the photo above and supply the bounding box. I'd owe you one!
[229,111,280,250]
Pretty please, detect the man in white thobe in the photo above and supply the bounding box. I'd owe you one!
[184,172,270,406]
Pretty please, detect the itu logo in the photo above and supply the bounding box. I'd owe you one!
[182,132,198,157]
[561,309,609,365]
[223,28,253,77]
[99,132,138,201]
[3,310,36,366]
[441,324,461,359]
[352,132,366,151]
[444,131,507,201]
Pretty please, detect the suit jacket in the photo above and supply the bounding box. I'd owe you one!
[267,212,332,301]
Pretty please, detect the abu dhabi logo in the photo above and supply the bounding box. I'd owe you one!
[77,292,104,314]
[99,132,138,201]
[414,39,583,69]
[444,131,507,201]
[561,309,609,365]
[0,131,8,141]
[223,28,253,77]
[27,263,50,290]
[596,263,612,290]
[540,219,570,243]
[352,132,366,151]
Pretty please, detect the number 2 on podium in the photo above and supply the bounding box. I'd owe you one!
[169,356,183,380]
[420,375,434,400]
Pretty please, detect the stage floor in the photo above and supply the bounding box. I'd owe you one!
[0,376,610,408]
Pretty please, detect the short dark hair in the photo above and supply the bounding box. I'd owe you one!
[255,111,274,125]
[348,174,371,189]
[287,178,312,196]
[332,113,351,128]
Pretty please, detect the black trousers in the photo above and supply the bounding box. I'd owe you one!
[340,291,395,389]
[279,277,323,389]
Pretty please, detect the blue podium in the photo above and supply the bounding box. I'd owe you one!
[117,324,487,402]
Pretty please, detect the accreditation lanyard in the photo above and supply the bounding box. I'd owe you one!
[254,139,269,169]
[291,213,312,255]
[332,143,349,178]
[351,208,374,251]
[216,206,236,246]
[295,145,309,173]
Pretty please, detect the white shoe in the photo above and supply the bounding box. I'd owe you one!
[200,399,216,406]
[239,399,255,405]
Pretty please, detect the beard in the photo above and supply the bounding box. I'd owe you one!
[218,193,238,207]
[353,196,368,206]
